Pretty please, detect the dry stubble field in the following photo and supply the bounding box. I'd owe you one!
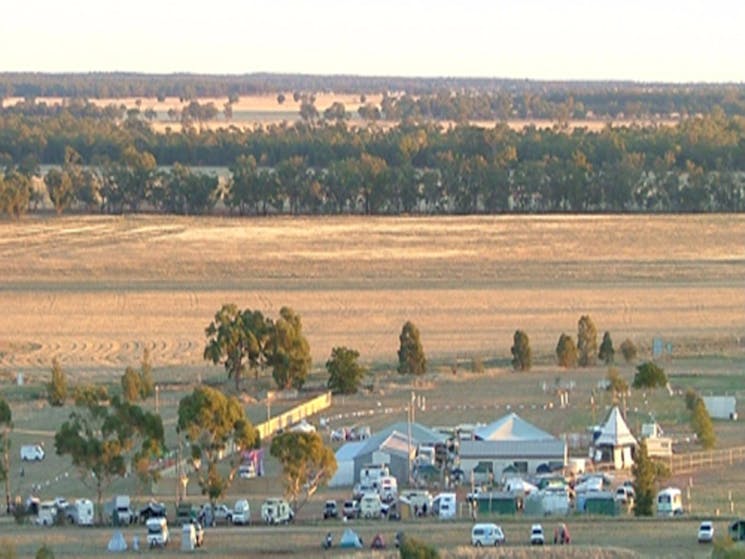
[0,214,743,558]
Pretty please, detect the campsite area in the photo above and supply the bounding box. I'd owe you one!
[0,214,743,557]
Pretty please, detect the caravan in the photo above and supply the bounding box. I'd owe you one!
[432,492,456,519]
[261,498,294,525]
[656,487,683,517]
[66,499,94,526]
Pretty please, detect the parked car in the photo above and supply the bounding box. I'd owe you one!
[530,524,545,545]
[211,503,233,525]
[323,500,338,519]
[342,499,360,519]
[232,499,251,525]
[698,521,714,543]
[471,523,505,546]
[238,462,256,479]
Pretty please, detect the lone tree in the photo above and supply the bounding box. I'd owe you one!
[55,390,165,524]
[139,348,155,399]
[121,367,142,402]
[398,321,426,376]
[577,315,598,367]
[510,330,532,371]
[204,304,271,391]
[267,307,312,390]
[620,338,638,363]
[556,334,578,368]
[598,331,615,365]
[632,440,656,516]
[326,346,367,394]
[633,361,668,389]
[691,398,716,449]
[270,431,336,511]
[177,386,258,504]
[47,358,68,407]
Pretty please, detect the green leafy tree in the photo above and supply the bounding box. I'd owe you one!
[684,388,699,411]
[632,440,656,517]
[139,347,155,399]
[620,338,638,363]
[44,168,74,215]
[633,361,668,389]
[691,399,716,449]
[121,367,142,402]
[555,333,577,368]
[598,331,615,364]
[398,321,426,376]
[267,307,312,390]
[177,386,258,504]
[0,398,12,516]
[510,330,532,371]
[577,315,598,367]
[204,304,271,391]
[269,432,336,511]
[47,358,67,407]
[55,392,165,524]
[326,346,367,394]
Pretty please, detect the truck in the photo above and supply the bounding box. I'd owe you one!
[110,495,135,525]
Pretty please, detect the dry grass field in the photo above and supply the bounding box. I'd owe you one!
[0,214,743,557]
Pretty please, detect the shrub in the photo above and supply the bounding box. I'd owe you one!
[400,536,439,559]
[35,545,54,559]
[692,399,716,449]
[632,361,667,388]
[510,330,532,371]
[620,338,638,363]
[470,356,485,374]
[556,333,577,368]
[606,368,628,394]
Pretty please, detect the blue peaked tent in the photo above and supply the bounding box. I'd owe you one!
[339,527,363,548]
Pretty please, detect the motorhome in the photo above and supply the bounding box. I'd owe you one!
[359,463,389,488]
[378,475,398,502]
[432,492,456,519]
[66,498,94,526]
[261,498,294,525]
[111,495,135,525]
[656,487,683,517]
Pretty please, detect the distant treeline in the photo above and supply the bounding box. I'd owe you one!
[3,72,745,120]
[1,97,744,216]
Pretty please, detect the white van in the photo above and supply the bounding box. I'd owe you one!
[471,523,505,546]
[379,475,398,502]
[432,492,456,519]
[232,499,250,525]
[36,501,57,526]
[656,487,683,517]
[360,493,383,519]
[146,517,169,547]
[20,444,45,461]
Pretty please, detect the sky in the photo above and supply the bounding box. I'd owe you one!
[1,0,744,83]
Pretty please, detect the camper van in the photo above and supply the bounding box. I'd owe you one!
[146,517,169,548]
[232,499,250,525]
[261,498,294,525]
[432,492,456,519]
[20,444,45,461]
[359,493,383,519]
[66,499,94,526]
[656,487,683,517]
[471,523,505,546]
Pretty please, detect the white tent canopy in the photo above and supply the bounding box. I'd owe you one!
[595,407,637,447]
[474,413,555,442]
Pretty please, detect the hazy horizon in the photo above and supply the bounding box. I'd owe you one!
[1,0,744,84]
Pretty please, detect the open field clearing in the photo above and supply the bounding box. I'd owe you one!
[0,214,742,373]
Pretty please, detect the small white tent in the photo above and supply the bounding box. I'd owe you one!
[107,531,127,552]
